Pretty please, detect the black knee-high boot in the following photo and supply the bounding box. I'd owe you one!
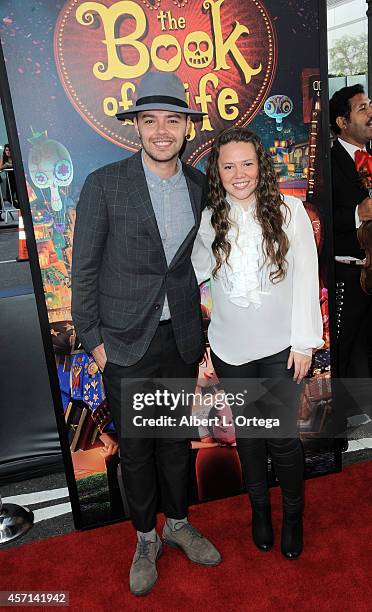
[236,438,274,551]
[268,438,304,559]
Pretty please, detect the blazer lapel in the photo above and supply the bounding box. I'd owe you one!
[184,164,202,227]
[126,152,204,269]
[126,152,166,253]
[333,139,360,182]
[168,164,203,270]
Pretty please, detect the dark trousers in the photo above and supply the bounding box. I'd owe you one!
[336,263,372,378]
[102,322,199,533]
[5,171,18,205]
[210,347,304,513]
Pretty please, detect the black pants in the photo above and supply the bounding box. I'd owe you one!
[210,347,304,513]
[102,322,199,532]
[336,263,372,378]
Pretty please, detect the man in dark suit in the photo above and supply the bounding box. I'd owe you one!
[72,72,221,596]
[329,85,372,387]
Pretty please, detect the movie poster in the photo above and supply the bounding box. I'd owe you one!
[0,0,338,528]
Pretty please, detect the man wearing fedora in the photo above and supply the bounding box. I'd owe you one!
[72,72,221,596]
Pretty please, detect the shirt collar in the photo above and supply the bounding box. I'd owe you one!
[338,137,366,160]
[141,150,183,188]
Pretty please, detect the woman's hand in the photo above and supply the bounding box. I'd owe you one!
[287,351,312,384]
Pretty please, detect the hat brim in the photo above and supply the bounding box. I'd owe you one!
[116,102,205,121]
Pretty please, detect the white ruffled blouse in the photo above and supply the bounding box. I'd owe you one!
[191,194,324,365]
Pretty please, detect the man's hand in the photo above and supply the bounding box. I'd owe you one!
[287,351,312,384]
[358,197,372,221]
[91,343,107,372]
[99,432,119,458]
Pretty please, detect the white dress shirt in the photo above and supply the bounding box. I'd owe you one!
[191,194,324,365]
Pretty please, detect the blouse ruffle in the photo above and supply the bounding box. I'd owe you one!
[218,197,263,309]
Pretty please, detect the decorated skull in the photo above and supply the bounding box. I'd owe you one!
[184,31,213,68]
[264,95,293,131]
[28,130,73,214]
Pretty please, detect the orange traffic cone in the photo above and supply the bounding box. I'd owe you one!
[17,212,29,262]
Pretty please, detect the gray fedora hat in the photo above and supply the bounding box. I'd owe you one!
[116,72,205,120]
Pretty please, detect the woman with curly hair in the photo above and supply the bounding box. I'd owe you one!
[192,127,323,559]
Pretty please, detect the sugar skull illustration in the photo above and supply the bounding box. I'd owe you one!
[264,95,293,131]
[184,31,213,68]
[28,129,73,232]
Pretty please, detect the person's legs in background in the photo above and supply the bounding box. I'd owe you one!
[0,176,4,221]
[336,264,372,430]
[336,264,372,378]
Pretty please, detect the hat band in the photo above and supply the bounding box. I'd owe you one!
[136,95,189,109]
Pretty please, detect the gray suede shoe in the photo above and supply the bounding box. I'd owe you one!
[129,535,162,596]
[162,522,221,566]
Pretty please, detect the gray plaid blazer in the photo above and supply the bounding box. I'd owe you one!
[71,151,207,367]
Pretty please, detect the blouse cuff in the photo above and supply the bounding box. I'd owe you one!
[355,204,363,229]
[290,346,313,357]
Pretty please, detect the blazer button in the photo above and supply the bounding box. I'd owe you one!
[154,304,161,310]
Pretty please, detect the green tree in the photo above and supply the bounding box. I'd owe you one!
[329,33,367,76]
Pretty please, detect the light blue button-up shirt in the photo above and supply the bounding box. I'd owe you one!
[142,152,195,320]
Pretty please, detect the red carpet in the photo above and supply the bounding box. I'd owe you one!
[1,461,371,612]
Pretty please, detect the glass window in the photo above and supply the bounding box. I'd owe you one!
[327,0,367,76]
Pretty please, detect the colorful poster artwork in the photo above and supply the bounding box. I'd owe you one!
[0,0,337,528]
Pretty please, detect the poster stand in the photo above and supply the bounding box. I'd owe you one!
[0,0,341,530]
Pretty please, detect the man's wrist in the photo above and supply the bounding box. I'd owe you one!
[91,342,104,353]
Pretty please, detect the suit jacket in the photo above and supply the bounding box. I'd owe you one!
[331,139,368,259]
[71,151,207,367]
